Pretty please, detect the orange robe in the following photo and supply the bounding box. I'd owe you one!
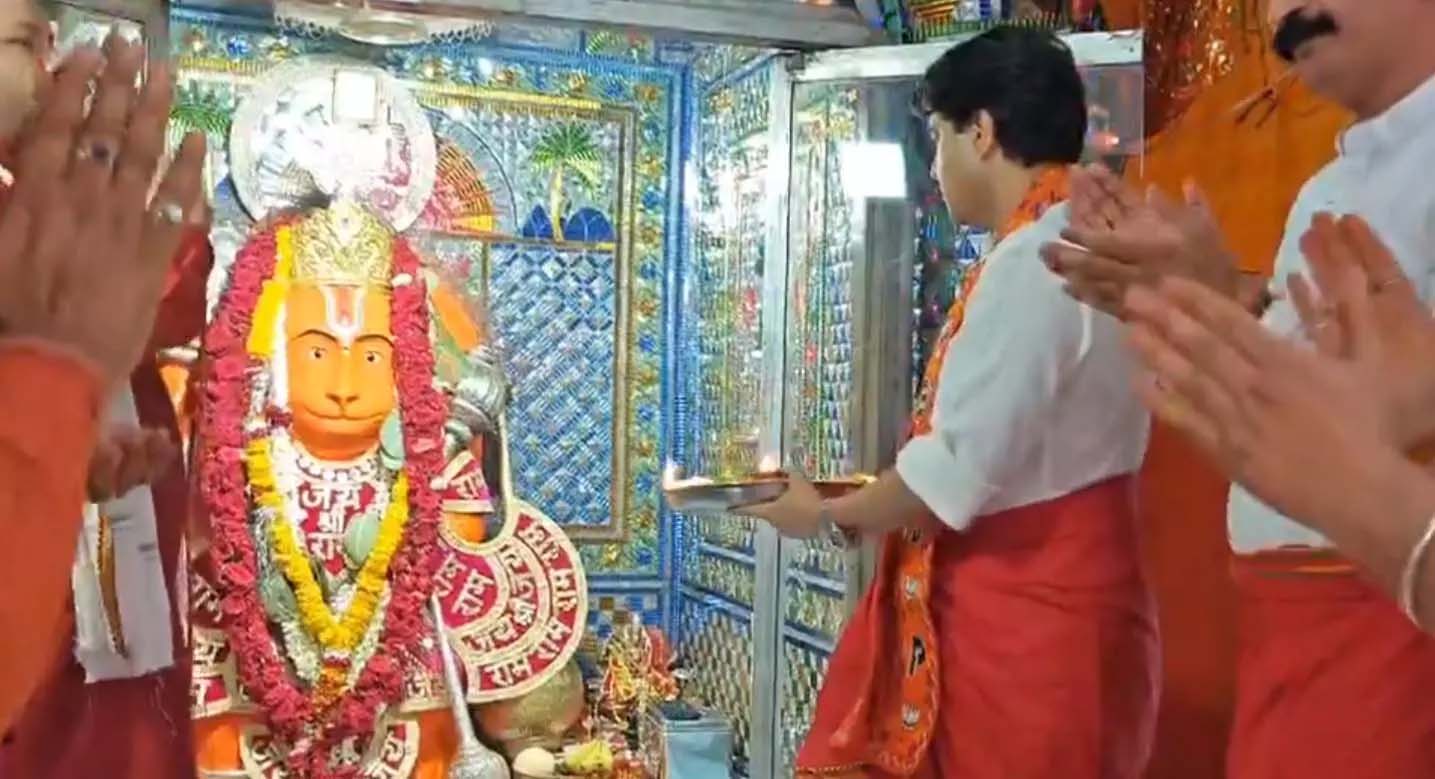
[0,228,213,779]
[1226,552,1435,779]
[0,342,102,734]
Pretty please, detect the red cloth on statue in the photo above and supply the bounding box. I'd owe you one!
[151,228,215,352]
[796,475,1160,779]
[1227,553,1435,779]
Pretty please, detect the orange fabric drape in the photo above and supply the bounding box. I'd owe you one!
[0,344,101,733]
[1099,3,1351,778]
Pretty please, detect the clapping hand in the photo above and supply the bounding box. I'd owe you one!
[0,34,206,388]
[1040,164,1243,318]
[1119,214,1435,536]
[1290,214,1435,448]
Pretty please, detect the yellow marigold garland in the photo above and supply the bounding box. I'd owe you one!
[246,225,295,359]
[246,437,411,651]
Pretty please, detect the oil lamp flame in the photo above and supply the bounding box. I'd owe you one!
[662,462,713,489]
[757,453,781,475]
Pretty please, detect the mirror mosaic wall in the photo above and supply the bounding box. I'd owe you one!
[118,8,1143,774]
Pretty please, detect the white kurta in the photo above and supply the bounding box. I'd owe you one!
[1229,73,1435,554]
[895,203,1151,531]
[71,388,175,682]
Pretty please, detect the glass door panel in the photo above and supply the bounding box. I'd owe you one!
[766,35,1143,779]
[775,74,915,777]
[677,48,780,778]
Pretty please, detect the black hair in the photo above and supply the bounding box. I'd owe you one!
[1272,8,1339,63]
[919,26,1087,166]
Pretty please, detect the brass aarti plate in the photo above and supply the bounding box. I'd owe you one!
[664,473,873,514]
[664,477,788,514]
[812,475,876,498]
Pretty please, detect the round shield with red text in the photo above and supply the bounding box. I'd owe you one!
[435,501,588,703]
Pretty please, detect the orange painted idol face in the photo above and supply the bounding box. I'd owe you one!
[284,282,396,461]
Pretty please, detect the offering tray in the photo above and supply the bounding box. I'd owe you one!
[664,472,875,514]
[813,474,876,497]
[664,476,787,514]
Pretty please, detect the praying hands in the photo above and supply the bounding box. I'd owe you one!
[0,36,207,387]
[0,35,205,732]
[1040,164,1263,318]
[1121,214,1435,625]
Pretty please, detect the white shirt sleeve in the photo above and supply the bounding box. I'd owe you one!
[1257,174,1330,343]
[894,230,1087,531]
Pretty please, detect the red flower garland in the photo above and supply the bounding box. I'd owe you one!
[199,222,448,778]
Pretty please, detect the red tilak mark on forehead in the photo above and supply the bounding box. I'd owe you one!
[329,287,359,328]
[320,286,366,347]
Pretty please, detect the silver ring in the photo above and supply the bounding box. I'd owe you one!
[153,201,184,225]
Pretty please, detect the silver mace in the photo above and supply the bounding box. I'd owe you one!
[432,595,511,779]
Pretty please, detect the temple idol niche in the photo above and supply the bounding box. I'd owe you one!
[189,60,590,778]
[37,1,1148,776]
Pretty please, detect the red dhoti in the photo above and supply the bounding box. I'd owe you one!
[1228,551,1435,779]
[796,475,1159,778]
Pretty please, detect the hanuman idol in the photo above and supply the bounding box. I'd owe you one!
[191,200,588,778]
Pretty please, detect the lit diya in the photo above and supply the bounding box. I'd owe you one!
[662,456,875,514]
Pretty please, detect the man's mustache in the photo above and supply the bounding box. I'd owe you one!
[1272,8,1340,62]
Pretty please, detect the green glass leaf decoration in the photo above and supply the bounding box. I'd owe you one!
[344,510,382,571]
[259,568,299,622]
[379,411,405,471]
[316,560,353,601]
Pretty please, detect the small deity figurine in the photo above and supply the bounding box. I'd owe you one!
[191,200,588,779]
[596,623,680,729]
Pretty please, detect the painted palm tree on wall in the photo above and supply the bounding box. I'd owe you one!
[170,82,235,137]
[530,123,603,241]
[168,83,234,196]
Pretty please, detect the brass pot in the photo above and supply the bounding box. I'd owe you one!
[473,660,586,756]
